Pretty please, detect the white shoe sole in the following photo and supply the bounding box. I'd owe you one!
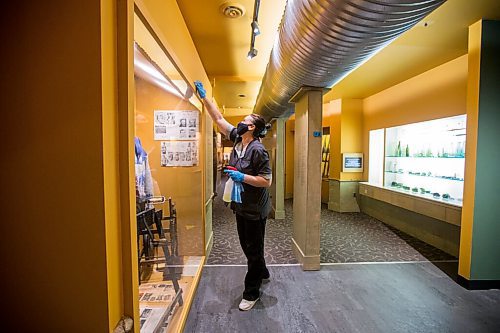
[239,298,259,311]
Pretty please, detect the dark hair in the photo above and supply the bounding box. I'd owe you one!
[249,114,271,138]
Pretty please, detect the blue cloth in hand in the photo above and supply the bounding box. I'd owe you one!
[231,181,244,203]
[225,169,245,183]
[194,81,206,99]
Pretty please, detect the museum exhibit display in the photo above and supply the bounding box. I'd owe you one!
[383,115,466,206]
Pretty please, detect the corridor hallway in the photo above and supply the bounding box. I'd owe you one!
[184,178,500,332]
[4,1,500,332]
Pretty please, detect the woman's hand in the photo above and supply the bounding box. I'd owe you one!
[225,170,272,188]
[194,81,206,99]
[194,80,233,137]
[225,169,245,183]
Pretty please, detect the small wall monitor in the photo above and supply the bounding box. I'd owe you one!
[342,153,363,173]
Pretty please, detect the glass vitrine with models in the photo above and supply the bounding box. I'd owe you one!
[383,115,466,206]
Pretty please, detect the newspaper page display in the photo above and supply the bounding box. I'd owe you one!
[161,141,198,167]
[139,283,177,303]
[154,110,199,141]
[139,307,165,332]
[139,282,178,332]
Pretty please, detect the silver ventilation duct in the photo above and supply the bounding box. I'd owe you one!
[254,0,446,120]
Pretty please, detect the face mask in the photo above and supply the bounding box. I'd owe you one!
[236,122,250,136]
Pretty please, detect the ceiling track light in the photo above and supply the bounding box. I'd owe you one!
[247,47,258,60]
[251,20,260,35]
[246,0,261,60]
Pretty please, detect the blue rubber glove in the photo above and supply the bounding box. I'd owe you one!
[231,182,244,203]
[194,81,206,99]
[225,169,245,183]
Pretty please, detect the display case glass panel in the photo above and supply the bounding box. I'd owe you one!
[321,127,330,178]
[383,115,466,206]
[134,11,204,333]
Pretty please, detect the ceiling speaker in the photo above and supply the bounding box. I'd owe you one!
[220,2,245,18]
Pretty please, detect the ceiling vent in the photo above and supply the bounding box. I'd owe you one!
[220,2,245,18]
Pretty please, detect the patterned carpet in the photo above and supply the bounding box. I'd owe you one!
[206,185,298,265]
[207,178,456,265]
[319,208,456,263]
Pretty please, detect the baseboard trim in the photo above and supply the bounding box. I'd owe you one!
[457,275,500,290]
[272,208,286,220]
[291,237,320,271]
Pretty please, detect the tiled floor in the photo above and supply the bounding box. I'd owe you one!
[207,178,456,265]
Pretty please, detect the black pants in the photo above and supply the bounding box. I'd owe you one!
[236,214,269,301]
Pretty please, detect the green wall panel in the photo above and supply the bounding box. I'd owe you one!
[470,20,500,280]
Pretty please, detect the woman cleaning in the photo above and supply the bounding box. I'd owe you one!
[194,81,272,311]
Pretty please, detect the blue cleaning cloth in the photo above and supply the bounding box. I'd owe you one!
[194,81,206,99]
[231,182,244,203]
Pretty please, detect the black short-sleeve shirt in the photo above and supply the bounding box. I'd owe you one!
[227,128,272,220]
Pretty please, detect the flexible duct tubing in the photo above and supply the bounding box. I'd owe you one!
[253,0,446,120]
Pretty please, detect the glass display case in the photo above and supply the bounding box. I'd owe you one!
[321,127,330,178]
[134,11,205,333]
[383,115,466,206]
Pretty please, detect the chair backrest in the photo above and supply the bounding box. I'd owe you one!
[137,208,155,234]
[168,197,176,217]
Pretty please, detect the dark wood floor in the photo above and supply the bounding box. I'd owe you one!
[184,262,500,333]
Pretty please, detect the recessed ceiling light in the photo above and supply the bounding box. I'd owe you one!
[418,20,434,28]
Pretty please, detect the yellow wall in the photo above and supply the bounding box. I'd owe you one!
[325,100,342,180]
[120,0,141,327]
[340,100,364,181]
[1,1,136,331]
[102,0,126,329]
[459,22,481,279]
[322,99,364,182]
[362,54,468,180]
[135,77,204,256]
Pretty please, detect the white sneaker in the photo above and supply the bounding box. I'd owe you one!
[238,298,259,311]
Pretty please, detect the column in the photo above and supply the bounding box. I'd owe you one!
[459,20,500,289]
[272,117,286,220]
[289,87,326,270]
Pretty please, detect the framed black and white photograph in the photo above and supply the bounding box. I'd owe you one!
[160,141,198,167]
[153,110,199,140]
